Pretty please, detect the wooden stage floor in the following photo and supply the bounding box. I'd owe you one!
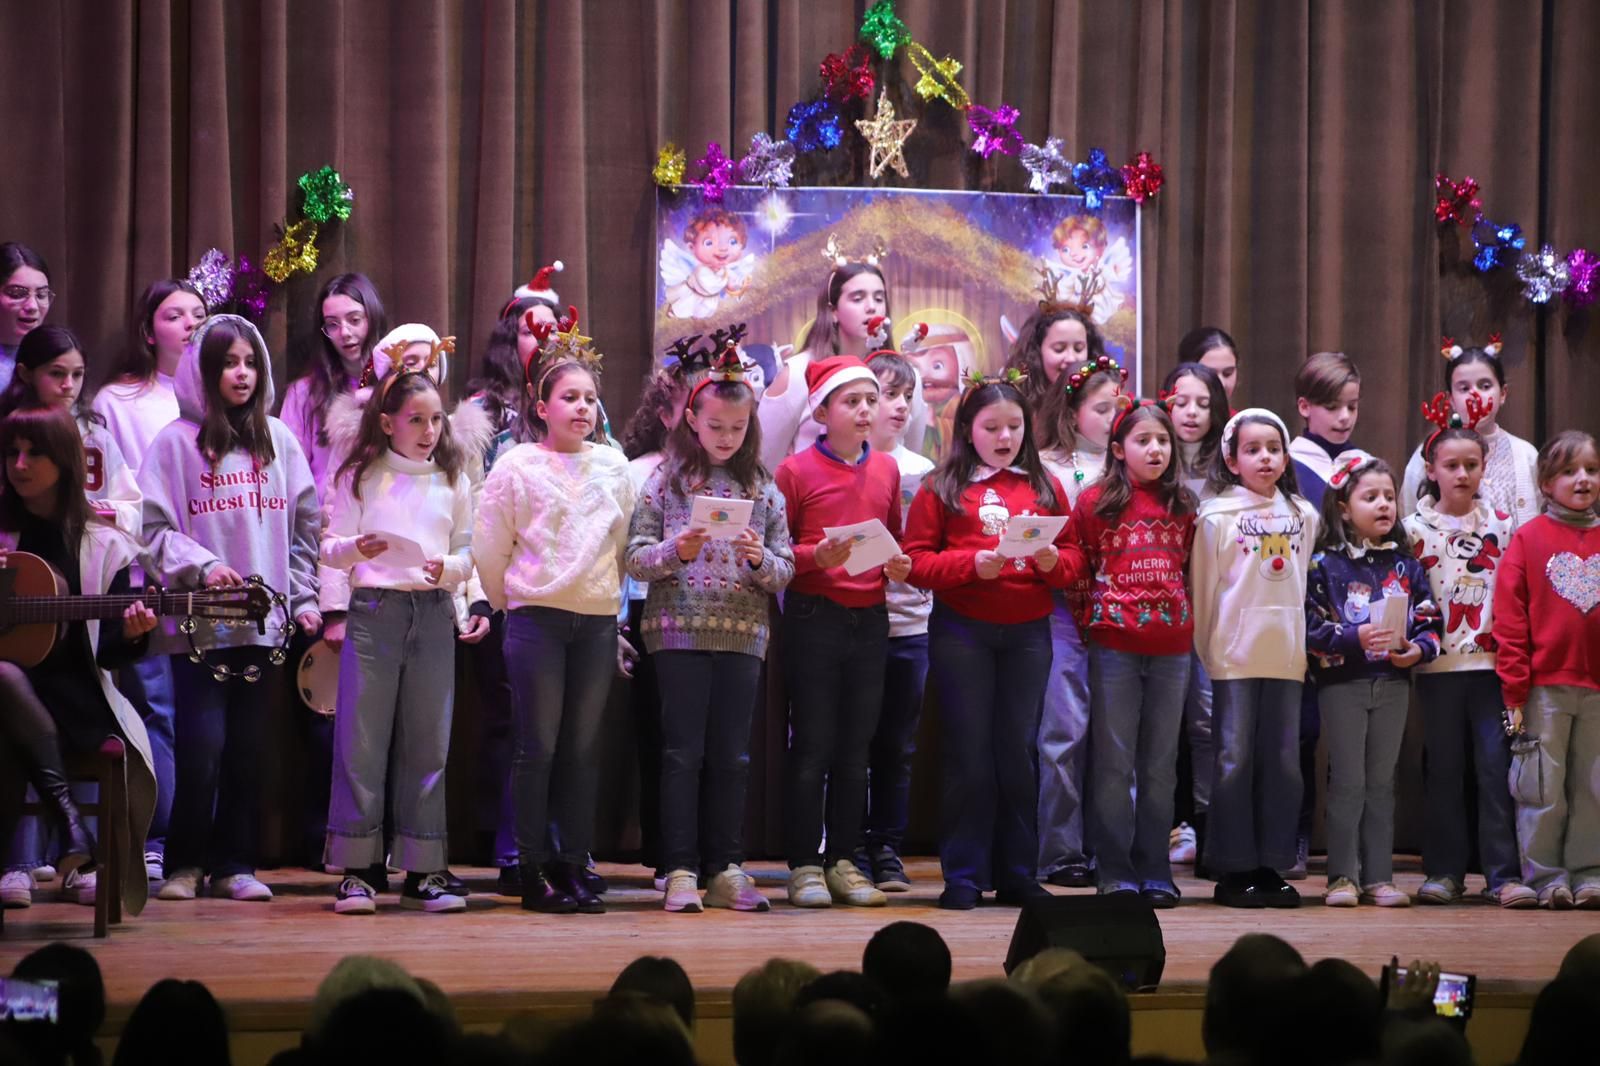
[0,856,1590,1061]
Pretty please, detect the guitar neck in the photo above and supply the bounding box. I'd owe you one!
[5,592,191,624]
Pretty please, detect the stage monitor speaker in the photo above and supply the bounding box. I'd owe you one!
[1004,895,1166,991]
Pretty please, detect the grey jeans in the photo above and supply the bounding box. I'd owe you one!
[1319,675,1410,886]
[1512,684,1600,895]
[1037,595,1091,875]
[324,587,457,873]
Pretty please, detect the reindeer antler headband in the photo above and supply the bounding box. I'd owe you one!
[377,335,455,403]
[1061,354,1127,399]
[1440,332,1503,361]
[823,232,889,294]
[684,344,750,411]
[1421,389,1489,458]
[1037,266,1107,318]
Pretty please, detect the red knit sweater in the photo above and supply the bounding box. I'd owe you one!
[1492,514,1600,708]
[902,469,1072,624]
[1060,481,1196,656]
[775,443,902,608]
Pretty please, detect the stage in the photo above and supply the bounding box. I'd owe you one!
[0,857,1581,1065]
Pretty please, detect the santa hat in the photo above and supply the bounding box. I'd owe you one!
[805,355,878,409]
[513,260,564,304]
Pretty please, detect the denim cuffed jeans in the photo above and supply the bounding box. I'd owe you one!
[1512,684,1600,895]
[782,592,889,869]
[1204,677,1303,875]
[504,606,616,868]
[931,605,1051,892]
[324,588,457,873]
[1087,646,1189,893]
[1037,594,1091,876]
[1319,675,1410,886]
[656,650,762,874]
[1419,670,1521,889]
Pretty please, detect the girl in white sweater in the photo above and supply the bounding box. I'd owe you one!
[320,365,473,915]
[474,347,635,915]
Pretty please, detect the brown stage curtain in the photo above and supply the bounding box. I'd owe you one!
[4,0,1597,859]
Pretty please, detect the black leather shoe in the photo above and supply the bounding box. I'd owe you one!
[497,865,521,894]
[520,866,578,913]
[939,883,981,910]
[1045,863,1094,888]
[579,864,608,896]
[1253,867,1302,908]
[1141,886,1180,909]
[547,862,605,913]
[1213,872,1268,908]
[996,880,1051,906]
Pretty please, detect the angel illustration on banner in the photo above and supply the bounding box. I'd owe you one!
[1043,213,1132,325]
[660,208,760,319]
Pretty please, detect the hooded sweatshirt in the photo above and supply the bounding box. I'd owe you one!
[137,314,320,653]
[1191,485,1321,681]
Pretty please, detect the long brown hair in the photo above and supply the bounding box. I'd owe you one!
[295,273,388,447]
[336,370,463,500]
[662,379,767,498]
[1093,403,1194,521]
[196,318,276,469]
[928,381,1058,514]
[0,406,95,552]
[803,263,893,357]
[110,279,206,386]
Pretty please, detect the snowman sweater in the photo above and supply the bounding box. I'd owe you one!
[1305,544,1441,685]
[1059,481,1196,656]
[1492,510,1600,708]
[902,469,1073,624]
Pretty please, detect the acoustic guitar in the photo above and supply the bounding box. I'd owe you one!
[0,551,274,667]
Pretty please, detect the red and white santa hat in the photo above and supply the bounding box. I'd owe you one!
[513,260,564,304]
[805,355,878,409]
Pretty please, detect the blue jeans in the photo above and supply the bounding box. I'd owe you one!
[1088,647,1190,892]
[1184,651,1214,812]
[166,647,276,878]
[503,607,616,867]
[1205,677,1303,875]
[782,593,889,868]
[1419,671,1521,889]
[1037,595,1091,875]
[931,606,1051,892]
[656,650,761,873]
[864,633,929,855]
[1320,676,1410,886]
[325,588,457,873]
[120,654,176,857]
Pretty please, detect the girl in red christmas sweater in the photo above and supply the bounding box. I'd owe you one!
[1060,398,1196,906]
[903,374,1072,910]
[1494,430,1600,909]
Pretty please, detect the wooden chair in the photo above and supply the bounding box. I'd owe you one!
[18,736,127,937]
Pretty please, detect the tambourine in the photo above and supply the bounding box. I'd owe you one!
[296,639,340,717]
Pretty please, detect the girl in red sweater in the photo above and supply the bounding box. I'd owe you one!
[1061,399,1196,906]
[1494,430,1600,909]
[903,375,1072,910]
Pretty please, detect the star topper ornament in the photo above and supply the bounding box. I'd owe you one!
[1021,137,1071,193]
[855,91,917,180]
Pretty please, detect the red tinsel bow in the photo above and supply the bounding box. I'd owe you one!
[1327,456,1365,489]
[820,45,875,103]
[1434,174,1483,227]
[1121,151,1164,205]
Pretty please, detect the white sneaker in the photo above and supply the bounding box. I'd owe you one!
[1573,882,1600,910]
[1324,877,1359,907]
[210,873,273,901]
[1417,876,1463,905]
[1486,881,1539,909]
[333,876,378,915]
[662,869,702,913]
[1360,882,1411,908]
[787,865,832,908]
[62,867,96,906]
[825,859,886,907]
[157,867,203,900]
[704,864,770,912]
[1,870,34,908]
[398,872,465,913]
[1168,823,1198,864]
[30,864,56,883]
[144,852,164,881]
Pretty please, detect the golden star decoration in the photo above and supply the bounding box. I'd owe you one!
[855,91,917,180]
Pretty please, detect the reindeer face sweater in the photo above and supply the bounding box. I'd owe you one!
[1402,498,1513,674]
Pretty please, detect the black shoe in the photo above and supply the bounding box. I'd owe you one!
[1141,886,1181,909]
[1045,863,1094,888]
[439,868,470,897]
[520,866,579,914]
[869,847,911,892]
[580,864,608,896]
[547,862,605,913]
[400,872,466,913]
[1213,872,1268,908]
[24,747,95,879]
[1100,887,1141,899]
[939,883,981,910]
[497,865,521,894]
[1253,867,1302,908]
[996,880,1051,906]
